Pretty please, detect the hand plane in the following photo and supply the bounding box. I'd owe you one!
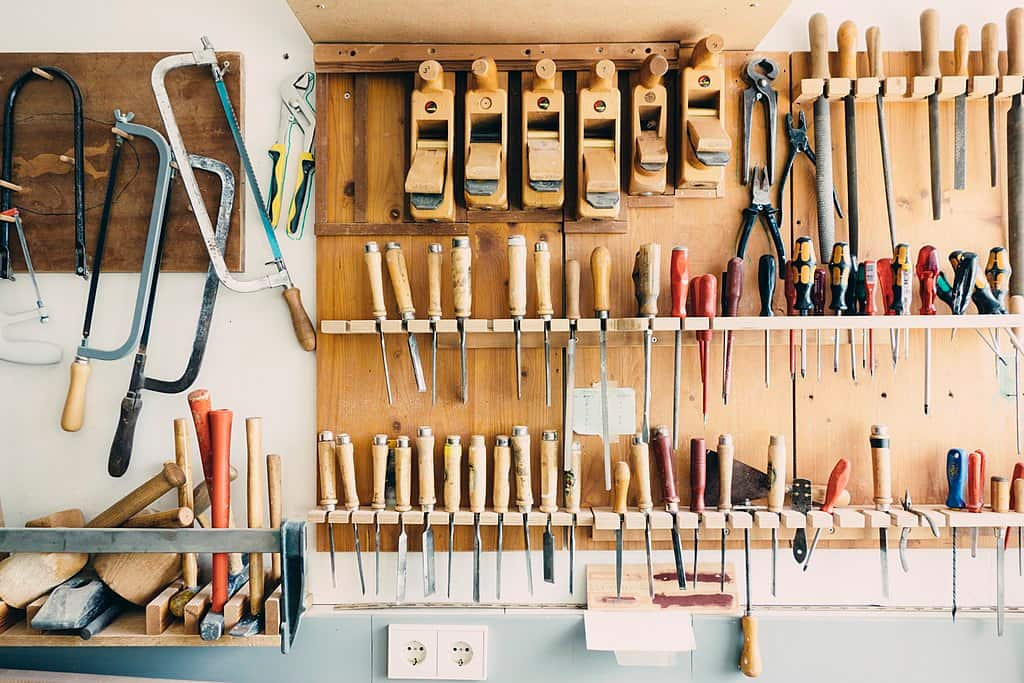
[464,57,508,210]
[522,58,564,209]
[577,59,621,219]
[679,35,731,198]
[406,60,455,221]
[629,54,670,196]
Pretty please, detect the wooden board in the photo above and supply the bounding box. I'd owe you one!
[0,52,243,273]
[585,562,738,613]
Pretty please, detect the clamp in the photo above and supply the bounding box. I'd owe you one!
[741,57,779,186]
[267,72,315,238]
[778,112,843,224]
[736,166,786,273]
[898,489,940,572]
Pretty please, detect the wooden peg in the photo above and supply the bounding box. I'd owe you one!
[679,35,730,198]
[464,56,508,210]
[31,67,53,81]
[407,60,455,221]
[468,435,487,514]
[630,54,669,196]
[522,58,565,209]
[577,59,621,218]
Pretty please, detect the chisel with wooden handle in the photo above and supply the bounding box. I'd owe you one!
[535,241,554,407]
[613,460,630,599]
[803,458,852,571]
[809,12,836,254]
[838,20,860,258]
[871,424,892,599]
[691,437,706,589]
[494,435,511,600]
[395,435,412,602]
[416,427,437,596]
[540,430,558,584]
[427,243,443,405]
[651,426,685,589]
[512,425,534,594]
[993,474,1009,636]
[717,434,733,592]
[317,431,338,587]
[564,440,582,594]
[337,433,366,595]
[564,259,580,469]
[767,434,785,596]
[372,432,388,596]
[508,235,527,400]
[469,435,486,602]
[385,242,427,393]
[592,246,612,489]
[364,242,393,404]
[631,434,655,598]
[452,236,472,403]
[633,243,660,440]
[444,434,462,598]
[670,247,689,449]
[921,9,943,220]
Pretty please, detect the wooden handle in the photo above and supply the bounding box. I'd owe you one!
[565,259,581,321]
[534,58,557,90]
[87,462,186,528]
[638,54,668,90]
[365,242,387,319]
[651,426,679,510]
[507,235,527,317]
[809,13,831,80]
[613,460,630,514]
[124,507,195,528]
[670,247,690,318]
[564,440,582,514]
[335,434,359,510]
[173,418,198,589]
[193,466,238,520]
[540,431,559,513]
[471,57,499,92]
[267,453,283,582]
[767,434,787,513]
[630,435,653,513]
[866,26,884,79]
[371,433,388,510]
[427,243,443,319]
[187,389,214,486]
[982,23,1000,77]
[417,59,444,92]
[870,424,892,510]
[1010,8,1024,77]
[591,246,611,316]
[385,242,415,317]
[1014,478,1024,513]
[451,236,472,319]
[25,509,85,528]
[244,418,264,615]
[416,427,436,508]
[208,409,232,613]
[920,9,941,78]
[822,459,852,514]
[689,34,724,69]
[837,20,859,80]
[634,243,660,317]
[690,438,706,513]
[718,434,734,511]
[282,287,316,351]
[967,450,984,513]
[395,436,412,512]
[954,24,970,78]
[740,615,762,678]
[590,59,616,91]
[493,436,512,514]
[534,241,554,318]
[60,358,90,432]
[992,477,1011,513]
[468,435,487,513]
[443,436,462,513]
[511,426,533,511]
[317,431,338,508]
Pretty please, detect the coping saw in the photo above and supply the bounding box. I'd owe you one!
[0,208,60,365]
[267,72,315,239]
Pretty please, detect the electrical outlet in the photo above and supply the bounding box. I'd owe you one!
[435,625,488,681]
[388,625,438,680]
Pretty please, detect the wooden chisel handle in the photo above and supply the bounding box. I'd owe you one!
[809,13,831,80]
[613,460,630,515]
[493,435,511,514]
[246,417,265,614]
[718,434,734,511]
[690,438,706,513]
[267,453,283,582]
[954,24,970,78]
[187,389,214,486]
[634,243,660,317]
[60,357,90,432]
[511,425,533,512]
[866,26,884,80]
[174,417,198,589]
[208,408,233,614]
[372,433,388,511]
[336,433,359,511]
[919,9,941,78]
[451,236,472,319]
[870,424,892,510]
[740,615,762,677]
[591,246,611,316]
[630,435,653,513]
[837,20,858,80]
[365,242,387,319]
[385,242,416,318]
[967,451,984,513]
[468,435,487,514]
[427,243,443,320]
[416,427,436,509]
[395,436,412,513]
[992,477,1011,513]
[767,434,786,513]
[443,435,462,513]
[670,247,689,319]
[651,426,679,511]
[564,441,582,514]
[508,235,527,317]
[317,430,338,509]
[124,507,195,528]
[540,430,559,513]
[282,287,316,352]
[1010,9,1024,77]
[982,23,999,77]
[86,462,185,528]
[534,241,553,318]
[565,259,581,321]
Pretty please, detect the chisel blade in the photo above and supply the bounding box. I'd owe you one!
[473,514,481,603]
[996,527,1005,636]
[405,327,427,393]
[459,320,468,403]
[397,520,408,602]
[599,326,611,490]
[569,516,577,594]
[644,514,654,598]
[671,522,686,590]
[374,515,381,595]
[543,515,555,584]
[327,521,337,588]
[615,524,624,598]
[496,514,504,600]
[928,93,942,220]
[563,332,577,470]
[430,325,438,405]
[880,527,889,598]
[353,522,366,595]
[422,514,436,597]
[523,513,534,595]
[954,94,967,190]
[543,323,551,407]
[447,516,455,598]
[378,327,393,405]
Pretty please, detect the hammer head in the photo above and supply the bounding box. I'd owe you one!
[200,610,225,641]
[31,573,114,631]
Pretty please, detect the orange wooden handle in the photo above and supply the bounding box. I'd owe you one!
[208,409,233,613]
[822,458,852,514]
[187,389,214,486]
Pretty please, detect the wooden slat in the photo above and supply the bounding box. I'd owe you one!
[144,582,180,636]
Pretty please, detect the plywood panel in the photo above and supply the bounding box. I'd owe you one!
[0,51,243,273]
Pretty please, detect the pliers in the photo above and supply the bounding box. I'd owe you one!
[898,489,940,572]
[741,57,779,186]
[736,166,786,275]
[267,72,316,239]
[778,112,843,224]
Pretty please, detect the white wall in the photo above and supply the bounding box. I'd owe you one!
[2,0,1022,612]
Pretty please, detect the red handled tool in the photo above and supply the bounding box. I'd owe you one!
[691,275,717,423]
[670,247,690,450]
[967,449,986,558]
[722,257,743,405]
[803,458,852,571]
[916,246,939,414]
[187,389,214,486]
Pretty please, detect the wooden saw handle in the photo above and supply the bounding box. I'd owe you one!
[540,431,558,513]
[282,287,316,351]
[493,436,511,514]
[468,435,487,514]
[507,235,527,317]
[919,9,941,78]
[60,357,90,432]
[534,241,554,318]
[631,435,653,513]
[809,13,831,80]
[416,427,436,508]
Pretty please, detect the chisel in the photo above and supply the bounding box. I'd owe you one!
[613,460,630,599]
[991,476,1010,636]
[809,12,836,255]
[692,275,717,423]
[316,430,338,588]
[953,24,969,191]
[916,247,939,415]
[982,23,1000,187]
[837,21,861,257]
[385,242,427,393]
[920,9,943,220]
[722,258,743,405]
[535,242,554,407]
[803,458,851,571]
[371,432,388,596]
[468,434,487,602]
[652,426,686,588]
[670,247,690,450]
[691,437,706,589]
[493,435,511,600]
[512,425,534,594]
[947,448,966,621]
[443,434,462,599]
[870,424,892,598]
[967,449,986,558]
[336,433,366,595]
[592,246,613,489]
[631,434,655,598]
[766,434,786,596]
[717,434,733,593]
[415,427,437,596]
[758,255,776,388]
[364,242,393,404]
[540,430,558,584]
[452,236,472,403]
[564,260,580,469]
[508,235,527,400]
[791,237,817,380]
[427,243,443,405]
[633,243,660,441]
[395,435,411,602]
[564,440,582,593]
[866,27,898,250]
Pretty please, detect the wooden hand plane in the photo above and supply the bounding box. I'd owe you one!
[464,57,508,210]
[577,59,621,219]
[522,58,564,209]
[405,60,456,221]
[629,54,670,196]
[678,35,731,198]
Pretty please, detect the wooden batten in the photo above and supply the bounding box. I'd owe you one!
[145,582,182,636]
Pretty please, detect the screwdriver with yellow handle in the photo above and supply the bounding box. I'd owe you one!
[790,237,817,380]
[828,242,854,379]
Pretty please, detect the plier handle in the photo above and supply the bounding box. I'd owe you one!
[736,167,786,275]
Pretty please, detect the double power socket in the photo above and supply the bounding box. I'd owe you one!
[387,624,488,680]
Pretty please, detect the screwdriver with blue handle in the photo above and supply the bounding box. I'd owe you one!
[791,237,817,380]
[758,255,776,388]
[828,242,853,379]
[947,448,967,621]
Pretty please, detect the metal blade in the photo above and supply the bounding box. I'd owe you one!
[764,330,770,388]
[642,329,651,442]
[422,514,436,597]
[327,521,336,588]
[876,94,897,250]
[447,516,454,598]
[599,326,611,490]
[671,521,686,590]
[693,527,700,589]
[473,515,481,603]
[523,513,534,595]
[952,528,957,622]
[813,94,836,254]
[645,514,654,598]
[397,520,408,602]
[928,94,942,220]
[353,522,366,595]
[899,527,910,573]
[615,525,623,598]
[405,328,427,393]
[880,528,889,598]
[972,527,979,558]
[563,331,576,470]
[989,94,998,187]
[844,95,859,256]
[673,330,682,451]
[431,325,438,405]
[1018,527,1022,577]
[514,321,522,400]
[569,516,577,594]
[378,328,393,405]
[802,529,821,572]
[374,515,381,595]
[954,94,966,190]
[459,321,468,403]
[770,528,777,597]
[720,528,727,592]
[996,527,1005,636]
[544,323,551,407]
[496,515,504,600]
[543,515,555,584]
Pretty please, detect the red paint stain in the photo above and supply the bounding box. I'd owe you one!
[653,593,735,609]
[600,595,637,604]
[654,571,731,584]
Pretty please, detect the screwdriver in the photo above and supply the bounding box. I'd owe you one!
[811,266,826,381]
[540,430,558,584]
[493,434,511,600]
[803,458,852,571]
[692,275,718,423]
[869,424,891,598]
[316,431,338,588]
[468,434,486,603]
[691,437,706,589]
[738,503,761,679]
[364,242,393,404]
[766,434,786,596]
[444,434,462,598]
[564,260,581,468]
[613,460,630,599]
[592,246,613,489]
[790,237,817,380]
[863,260,878,377]
[985,247,1018,453]
[991,475,1010,636]
[878,256,895,366]
[946,448,966,621]
[967,449,986,558]
[631,434,655,598]
[717,434,734,593]
[670,247,690,450]
[336,433,366,595]
[452,236,472,403]
[508,235,527,400]
[511,425,534,594]
[890,244,912,367]
[652,425,686,589]
[828,242,852,378]
[535,242,554,407]
[371,431,388,595]
[415,427,437,596]
[427,243,443,404]
[564,440,582,594]
[758,255,777,389]
[384,242,428,393]
[634,243,660,441]
[1006,461,1024,575]
[722,257,743,405]
[916,246,939,414]
[785,266,797,381]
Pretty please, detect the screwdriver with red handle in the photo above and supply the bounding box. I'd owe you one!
[802,458,852,571]
[790,237,817,380]
[671,248,690,450]
[691,274,718,424]
[916,246,939,414]
[967,449,986,558]
[812,267,827,381]
[878,256,895,368]
[862,261,878,377]
[690,437,706,588]
[722,257,743,405]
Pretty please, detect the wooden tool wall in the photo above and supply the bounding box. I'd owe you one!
[314,44,1018,553]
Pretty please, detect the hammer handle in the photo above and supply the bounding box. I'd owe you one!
[187,389,214,486]
[208,409,233,614]
[267,454,283,582]
[246,417,265,614]
[87,462,185,529]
